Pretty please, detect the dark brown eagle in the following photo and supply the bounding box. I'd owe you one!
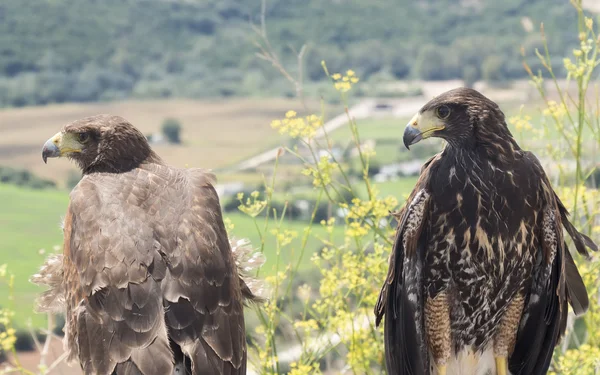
[374,88,597,375]
[33,115,262,375]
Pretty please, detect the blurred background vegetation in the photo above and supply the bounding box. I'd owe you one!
[0,0,599,373]
[0,0,585,106]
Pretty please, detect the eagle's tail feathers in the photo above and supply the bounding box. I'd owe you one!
[564,248,589,316]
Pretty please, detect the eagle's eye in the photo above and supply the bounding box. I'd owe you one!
[436,105,451,119]
[78,132,90,143]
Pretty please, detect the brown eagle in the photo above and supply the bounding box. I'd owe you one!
[374,88,597,375]
[34,115,262,375]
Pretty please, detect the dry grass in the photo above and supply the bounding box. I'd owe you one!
[0,98,310,186]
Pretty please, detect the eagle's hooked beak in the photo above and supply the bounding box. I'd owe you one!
[42,132,82,163]
[403,111,446,150]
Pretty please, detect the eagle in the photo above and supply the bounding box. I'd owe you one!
[34,115,262,375]
[374,88,597,375]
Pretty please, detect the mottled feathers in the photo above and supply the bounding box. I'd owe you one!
[375,88,597,375]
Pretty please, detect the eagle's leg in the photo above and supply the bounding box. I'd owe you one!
[425,291,451,375]
[493,294,525,375]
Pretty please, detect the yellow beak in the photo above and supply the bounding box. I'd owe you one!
[403,111,445,149]
[42,132,82,163]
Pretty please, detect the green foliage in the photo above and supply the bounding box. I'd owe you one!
[66,170,81,190]
[161,118,182,144]
[0,166,56,190]
[0,0,581,106]
[388,50,411,79]
[482,55,504,83]
[413,44,447,80]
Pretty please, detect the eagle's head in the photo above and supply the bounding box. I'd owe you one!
[403,87,515,151]
[42,114,159,174]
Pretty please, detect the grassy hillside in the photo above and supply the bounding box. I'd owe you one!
[0,185,66,327]
[0,0,579,106]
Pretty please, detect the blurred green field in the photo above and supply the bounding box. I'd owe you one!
[0,184,66,328]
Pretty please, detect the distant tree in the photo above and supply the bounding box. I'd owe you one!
[161,118,182,144]
[414,44,446,80]
[0,0,580,105]
[348,40,386,78]
[0,166,56,189]
[67,170,82,189]
[388,51,410,79]
[462,65,479,88]
[482,55,504,83]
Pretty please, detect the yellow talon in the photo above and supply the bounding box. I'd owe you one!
[437,364,447,375]
[495,357,507,375]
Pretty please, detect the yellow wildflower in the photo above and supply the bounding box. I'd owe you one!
[270,112,324,140]
[223,217,234,232]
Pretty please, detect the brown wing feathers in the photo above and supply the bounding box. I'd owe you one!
[375,160,434,375]
[509,156,596,375]
[66,179,174,375]
[160,172,246,375]
[32,167,260,375]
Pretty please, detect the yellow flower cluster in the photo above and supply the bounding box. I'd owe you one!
[0,265,17,352]
[270,228,298,247]
[293,318,319,333]
[508,114,533,132]
[0,326,16,351]
[331,70,360,92]
[346,221,369,238]
[551,344,600,375]
[341,195,399,238]
[346,323,384,370]
[319,217,336,235]
[223,217,234,232]
[563,20,599,79]
[302,156,337,187]
[270,111,324,140]
[254,267,289,374]
[236,191,267,218]
[555,186,600,218]
[288,361,321,375]
[542,100,568,119]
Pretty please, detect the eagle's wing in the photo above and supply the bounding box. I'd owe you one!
[509,152,597,375]
[63,166,247,375]
[159,168,247,375]
[64,172,173,375]
[375,155,438,375]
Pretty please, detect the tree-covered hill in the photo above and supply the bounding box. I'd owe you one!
[0,0,578,106]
